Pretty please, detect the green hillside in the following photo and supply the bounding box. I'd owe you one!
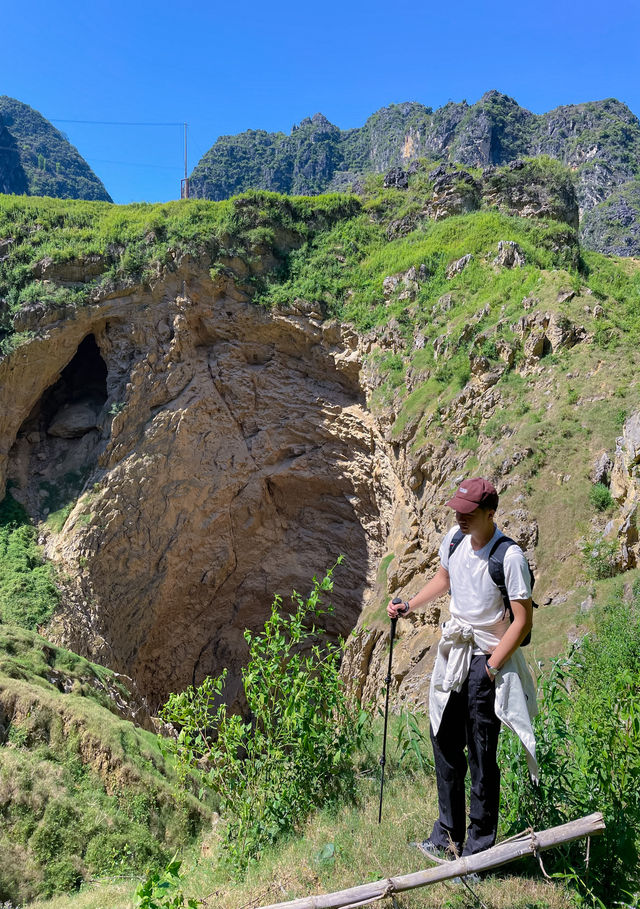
[0,624,210,904]
[0,96,112,202]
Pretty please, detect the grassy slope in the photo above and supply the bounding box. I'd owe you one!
[0,190,360,354]
[22,715,577,909]
[0,625,210,904]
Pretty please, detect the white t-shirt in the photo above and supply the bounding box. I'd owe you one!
[439,525,532,630]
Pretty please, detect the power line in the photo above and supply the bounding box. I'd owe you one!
[50,118,184,127]
[2,119,192,197]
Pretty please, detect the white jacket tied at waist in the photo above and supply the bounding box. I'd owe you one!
[429,616,539,781]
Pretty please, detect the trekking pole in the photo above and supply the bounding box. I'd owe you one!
[378,600,401,824]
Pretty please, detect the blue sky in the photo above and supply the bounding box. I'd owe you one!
[2,0,640,205]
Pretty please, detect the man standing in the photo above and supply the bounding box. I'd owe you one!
[388,477,537,858]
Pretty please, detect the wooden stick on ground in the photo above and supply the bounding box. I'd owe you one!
[255,812,605,909]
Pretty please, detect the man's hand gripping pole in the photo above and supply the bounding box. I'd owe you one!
[378,598,401,824]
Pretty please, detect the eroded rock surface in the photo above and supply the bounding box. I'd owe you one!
[1,261,414,710]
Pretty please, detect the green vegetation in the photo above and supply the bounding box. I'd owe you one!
[0,95,111,201]
[499,583,640,904]
[0,191,360,352]
[190,114,344,199]
[580,535,620,580]
[0,492,59,628]
[589,482,615,512]
[0,625,210,905]
[161,561,370,872]
[261,204,578,331]
[135,859,198,909]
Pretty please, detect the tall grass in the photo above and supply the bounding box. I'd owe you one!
[499,583,640,904]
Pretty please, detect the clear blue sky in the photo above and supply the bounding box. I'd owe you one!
[2,0,640,205]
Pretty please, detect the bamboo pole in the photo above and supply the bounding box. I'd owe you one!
[256,812,605,909]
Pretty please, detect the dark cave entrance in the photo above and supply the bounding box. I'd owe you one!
[7,334,109,520]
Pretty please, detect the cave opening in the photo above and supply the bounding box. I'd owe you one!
[7,334,109,520]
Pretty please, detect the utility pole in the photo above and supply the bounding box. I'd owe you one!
[180,122,190,198]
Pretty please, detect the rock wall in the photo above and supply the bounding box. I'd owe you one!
[1,260,418,710]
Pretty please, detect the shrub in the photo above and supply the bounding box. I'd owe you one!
[589,482,614,512]
[0,494,59,628]
[580,535,619,579]
[160,560,371,872]
[135,858,198,909]
[498,588,640,903]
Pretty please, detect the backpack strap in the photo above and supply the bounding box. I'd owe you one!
[487,535,517,616]
[488,535,534,646]
[448,528,465,564]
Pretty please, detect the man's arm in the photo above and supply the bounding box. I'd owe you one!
[486,598,533,677]
[387,565,451,618]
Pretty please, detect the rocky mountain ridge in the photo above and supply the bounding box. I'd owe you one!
[0,96,112,201]
[190,91,640,255]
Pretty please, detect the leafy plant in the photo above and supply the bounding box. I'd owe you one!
[579,535,619,579]
[0,493,59,628]
[160,560,371,872]
[135,859,199,909]
[391,708,432,774]
[589,482,614,512]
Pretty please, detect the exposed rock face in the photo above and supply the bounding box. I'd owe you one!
[423,165,482,221]
[483,161,579,229]
[608,412,640,568]
[580,180,640,256]
[446,254,473,279]
[533,98,640,213]
[1,261,414,711]
[493,241,525,269]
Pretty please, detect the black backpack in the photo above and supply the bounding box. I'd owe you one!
[448,530,538,646]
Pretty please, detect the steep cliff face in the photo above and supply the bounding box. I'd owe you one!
[0,121,28,195]
[580,180,640,256]
[1,261,416,710]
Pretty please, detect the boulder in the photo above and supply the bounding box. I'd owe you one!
[47,402,100,439]
[386,214,418,240]
[383,167,409,189]
[493,240,525,269]
[446,254,473,279]
[591,451,613,485]
[382,265,426,301]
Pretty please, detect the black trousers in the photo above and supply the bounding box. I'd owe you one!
[429,653,502,856]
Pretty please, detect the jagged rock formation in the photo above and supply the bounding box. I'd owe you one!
[580,180,640,256]
[610,412,640,569]
[190,91,640,251]
[0,96,111,201]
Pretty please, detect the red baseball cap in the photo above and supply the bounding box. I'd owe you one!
[445,477,498,514]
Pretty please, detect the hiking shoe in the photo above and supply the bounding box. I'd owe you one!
[410,840,452,861]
